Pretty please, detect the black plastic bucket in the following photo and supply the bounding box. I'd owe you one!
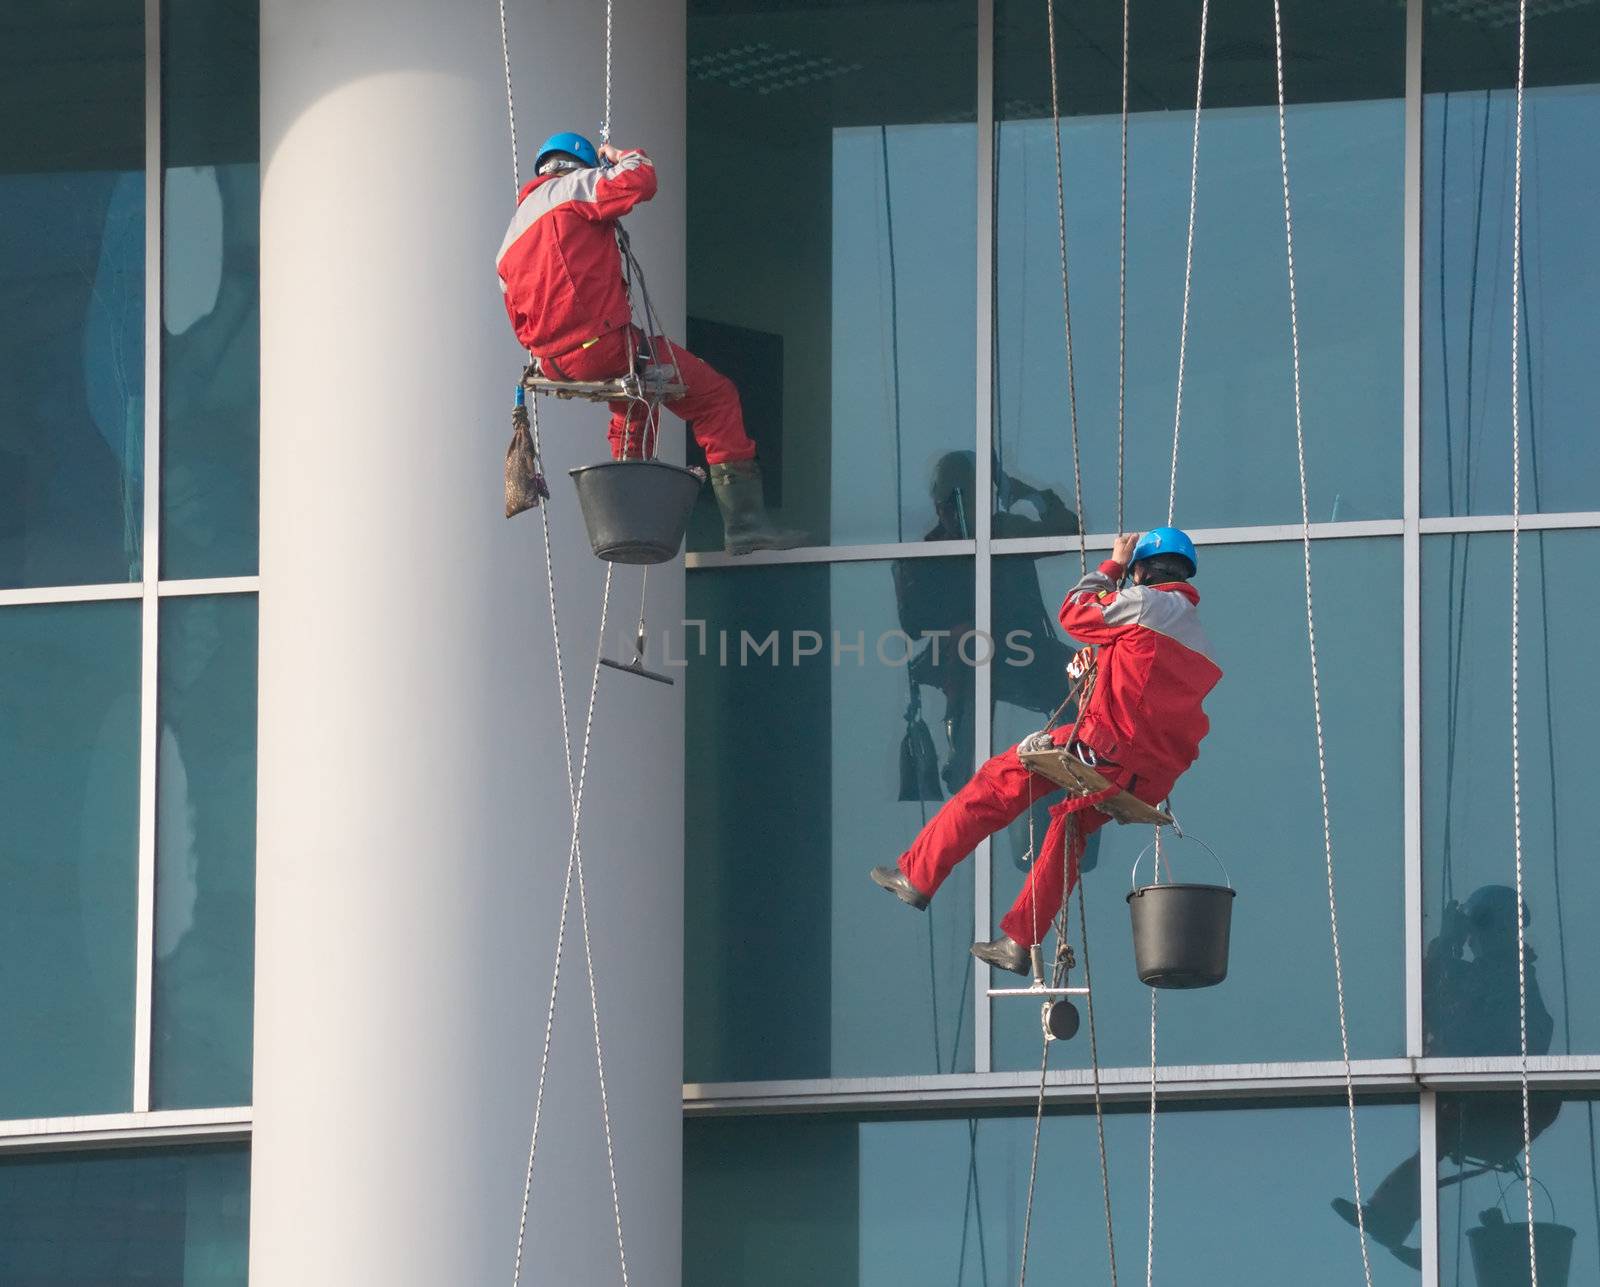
[1126,838,1236,989]
[569,460,702,564]
[1467,1221,1574,1287]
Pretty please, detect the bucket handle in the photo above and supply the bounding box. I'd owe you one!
[1131,832,1231,892]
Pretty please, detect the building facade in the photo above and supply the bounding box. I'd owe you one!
[3,0,1600,1284]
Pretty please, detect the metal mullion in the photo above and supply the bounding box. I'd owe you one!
[992,518,1404,557]
[1420,1088,1441,1286]
[157,575,262,598]
[684,538,975,570]
[0,1107,251,1154]
[1419,510,1600,533]
[1403,0,1425,1068]
[0,584,144,608]
[973,0,995,1076]
[132,0,163,1115]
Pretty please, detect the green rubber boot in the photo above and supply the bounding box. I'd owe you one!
[710,459,807,556]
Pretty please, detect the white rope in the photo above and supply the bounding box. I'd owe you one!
[1145,988,1157,1287]
[1508,0,1538,1278]
[1117,0,1131,535]
[1044,0,1088,572]
[1269,6,1373,1286]
[499,5,631,1280]
[1168,0,1209,526]
[601,0,614,145]
[497,0,521,190]
[1076,871,1120,1287]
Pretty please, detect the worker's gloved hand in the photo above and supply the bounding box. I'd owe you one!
[597,143,631,165]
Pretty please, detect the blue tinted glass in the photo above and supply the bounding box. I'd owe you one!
[0,6,146,589]
[991,540,1405,1069]
[0,601,140,1117]
[1422,7,1600,517]
[0,1144,248,1283]
[161,0,260,579]
[686,1099,1419,1286]
[1437,1093,1600,1286]
[994,0,1404,532]
[686,0,976,550]
[153,594,257,1108]
[1422,531,1600,1056]
[686,560,976,1082]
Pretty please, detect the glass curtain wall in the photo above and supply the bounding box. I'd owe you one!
[685,0,1600,1283]
[0,0,258,1270]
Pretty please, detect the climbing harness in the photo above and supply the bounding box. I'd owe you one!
[1507,0,1539,1278]
[497,2,640,1284]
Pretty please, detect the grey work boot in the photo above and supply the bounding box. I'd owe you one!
[870,865,930,911]
[710,459,807,556]
[971,936,1032,976]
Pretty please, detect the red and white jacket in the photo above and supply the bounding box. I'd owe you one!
[496,149,656,359]
[1058,560,1222,784]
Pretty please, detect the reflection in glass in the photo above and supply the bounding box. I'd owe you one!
[0,5,146,589]
[687,0,976,549]
[994,0,1403,531]
[161,0,261,578]
[1423,532,1600,1056]
[685,561,975,1082]
[0,601,140,1117]
[993,541,1405,1070]
[1436,1093,1600,1287]
[0,1143,249,1283]
[686,1099,1419,1286]
[153,595,258,1108]
[1422,4,1600,517]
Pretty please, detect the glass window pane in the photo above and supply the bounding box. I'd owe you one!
[161,0,260,579]
[0,5,146,589]
[152,594,257,1108]
[994,0,1404,532]
[991,540,1405,1070]
[0,601,140,1117]
[1437,1092,1600,1286]
[685,560,976,1082]
[686,1099,1419,1286]
[685,0,976,550]
[1422,531,1600,1056]
[0,1143,248,1283]
[1422,6,1600,517]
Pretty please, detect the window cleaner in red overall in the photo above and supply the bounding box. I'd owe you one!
[496,131,804,555]
[871,528,1223,974]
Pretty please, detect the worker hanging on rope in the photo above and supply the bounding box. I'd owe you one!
[496,131,805,554]
[871,528,1222,974]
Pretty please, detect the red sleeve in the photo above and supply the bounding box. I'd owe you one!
[570,150,658,222]
[1058,559,1142,644]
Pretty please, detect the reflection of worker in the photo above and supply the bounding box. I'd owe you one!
[1332,886,1558,1267]
[496,131,802,555]
[873,528,1222,974]
[892,451,1078,790]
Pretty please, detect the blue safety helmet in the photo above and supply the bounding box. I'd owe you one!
[534,131,599,173]
[1129,526,1197,578]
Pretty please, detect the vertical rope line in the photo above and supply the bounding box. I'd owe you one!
[1270,4,1372,1285]
[1044,0,1087,571]
[1117,0,1131,535]
[1168,0,1209,525]
[1507,0,1537,1279]
[1145,988,1157,1287]
[1076,874,1119,1287]
[497,0,521,190]
[882,126,905,542]
[601,0,614,145]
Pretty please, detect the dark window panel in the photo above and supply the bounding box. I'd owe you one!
[0,601,140,1118]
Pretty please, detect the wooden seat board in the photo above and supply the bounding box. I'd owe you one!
[1017,747,1173,827]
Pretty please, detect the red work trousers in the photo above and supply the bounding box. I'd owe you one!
[537,327,758,465]
[896,723,1173,947]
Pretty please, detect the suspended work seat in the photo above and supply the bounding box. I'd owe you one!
[520,362,687,404]
[1017,735,1174,827]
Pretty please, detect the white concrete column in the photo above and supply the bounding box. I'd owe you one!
[253,2,684,1282]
